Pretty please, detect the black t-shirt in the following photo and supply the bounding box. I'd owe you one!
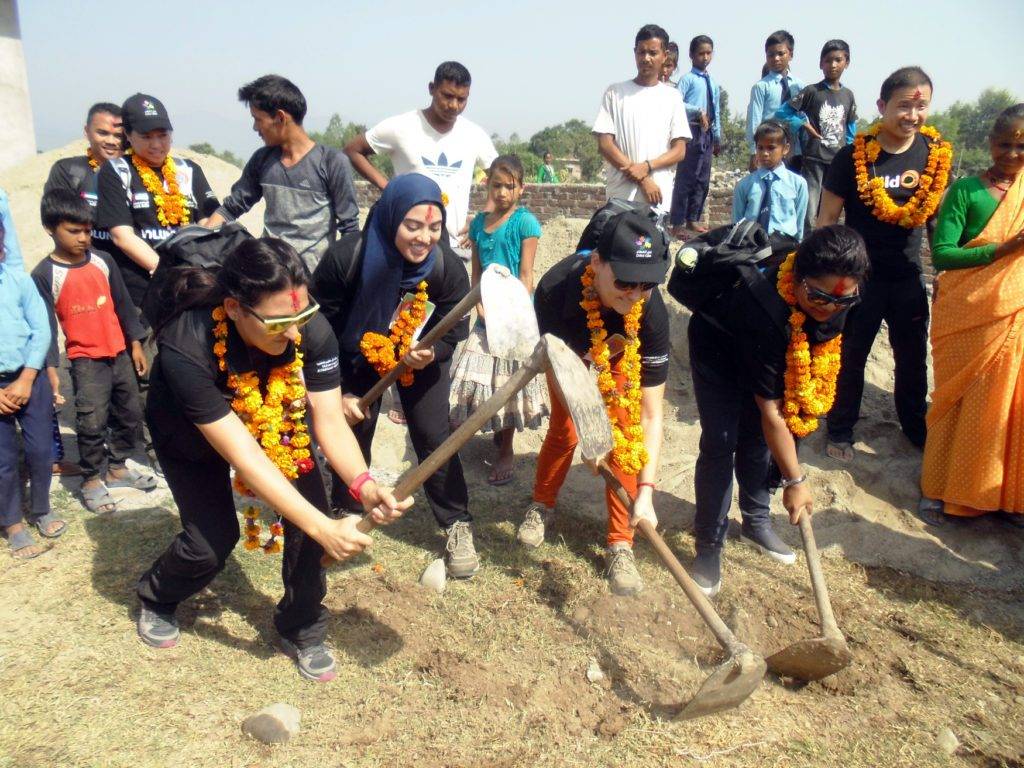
[146,308,340,462]
[688,266,848,400]
[95,157,220,304]
[824,134,931,280]
[43,155,112,252]
[534,254,670,387]
[787,81,857,164]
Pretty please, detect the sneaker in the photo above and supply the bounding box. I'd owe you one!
[517,502,552,548]
[137,605,180,649]
[444,521,480,579]
[690,549,722,597]
[279,638,337,682]
[740,522,797,565]
[605,542,643,596]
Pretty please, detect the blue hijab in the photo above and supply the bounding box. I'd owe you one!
[340,173,446,354]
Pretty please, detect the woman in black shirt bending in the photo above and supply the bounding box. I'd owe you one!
[135,238,409,682]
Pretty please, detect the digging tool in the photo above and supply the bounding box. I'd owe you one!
[480,264,540,359]
[596,464,766,720]
[765,511,852,681]
[354,264,526,414]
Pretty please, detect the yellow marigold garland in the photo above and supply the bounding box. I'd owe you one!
[580,265,647,475]
[129,149,191,227]
[777,254,843,438]
[852,124,952,228]
[360,281,429,387]
[212,306,313,553]
[86,147,99,170]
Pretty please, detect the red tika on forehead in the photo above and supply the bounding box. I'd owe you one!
[425,205,435,223]
[913,88,923,100]
[290,289,300,311]
[832,277,856,296]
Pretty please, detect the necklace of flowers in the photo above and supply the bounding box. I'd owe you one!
[360,281,429,387]
[776,253,843,438]
[86,147,99,170]
[212,306,314,553]
[128,149,191,227]
[852,124,952,228]
[580,265,647,475]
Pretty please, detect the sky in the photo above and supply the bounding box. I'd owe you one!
[18,0,1024,158]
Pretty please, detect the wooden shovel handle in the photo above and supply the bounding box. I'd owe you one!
[596,462,743,654]
[356,282,482,412]
[321,338,549,566]
[797,511,843,639]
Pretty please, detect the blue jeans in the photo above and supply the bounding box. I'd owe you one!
[0,371,53,528]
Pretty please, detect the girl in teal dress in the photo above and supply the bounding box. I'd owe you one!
[450,155,548,485]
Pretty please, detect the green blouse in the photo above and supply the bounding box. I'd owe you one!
[931,176,1000,270]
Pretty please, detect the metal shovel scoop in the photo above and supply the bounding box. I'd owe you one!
[765,512,852,681]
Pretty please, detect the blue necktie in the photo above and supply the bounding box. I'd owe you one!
[758,173,775,232]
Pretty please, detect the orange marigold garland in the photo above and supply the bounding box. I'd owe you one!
[852,124,952,228]
[213,306,313,554]
[360,281,429,386]
[129,149,191,227]
[777,253,843,438]
[581,265,647,475]
[86,147,99,170]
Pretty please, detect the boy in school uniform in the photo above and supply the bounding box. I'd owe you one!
[32,190,155,515]
[733,121,808,251]
[747,30,804,173]
[671,35,722,236]
[776,40,858,234]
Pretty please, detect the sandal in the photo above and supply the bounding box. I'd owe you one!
[387,409,407,425]
[52,460,84,477]
[105,466,157,491]
[81,482,118,514]
[32,512,67,539]
[825,441,854,463]
[7,527,43,559]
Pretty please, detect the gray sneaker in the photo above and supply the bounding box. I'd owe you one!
[740,522,797,565]
[690,549,722,597]
[517,502,552,548]
[280,638,337,682]
[445,521,480,579]
[605,542,643,596]
[137,605,180,648]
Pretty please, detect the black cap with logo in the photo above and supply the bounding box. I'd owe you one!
[596,210,670,284]
[121,93,173,134]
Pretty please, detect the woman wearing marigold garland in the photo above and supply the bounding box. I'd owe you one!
[517,210,671,597]
[135,239,410,682]
[311,174,476,578]
[919,104,1024,527]
[685,226,868,595]
[96,93,220,318]
[817,67,952,462]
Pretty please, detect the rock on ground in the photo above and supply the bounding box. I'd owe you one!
[241,703,301,745]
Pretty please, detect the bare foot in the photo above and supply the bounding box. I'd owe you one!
[825,441,854,463]
[488,430,516,486]
[388,409,406,425]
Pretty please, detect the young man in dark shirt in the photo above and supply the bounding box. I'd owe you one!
[817,66,943,462]
[685,225,868,595]
[518,210,670,597]
[202,75,359,272]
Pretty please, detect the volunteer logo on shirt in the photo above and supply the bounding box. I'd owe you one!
[420,152,463,178]
[878,170,921,191]
[97,295,107,308]
[635,235,653,259]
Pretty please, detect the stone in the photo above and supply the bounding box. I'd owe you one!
[586,659,605,684]
[936,727,959,755]
[766,615,779,629]
[419,558,446,594]
[241,703,301,745]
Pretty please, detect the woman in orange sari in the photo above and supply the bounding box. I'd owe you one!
[919,104,1024,526]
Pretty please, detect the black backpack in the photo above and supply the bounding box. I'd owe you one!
[142,221,253,328]
[575,198,664,253]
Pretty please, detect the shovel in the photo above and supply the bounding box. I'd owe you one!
[354,263,527,413]
[764,511,852,681]
[595,464,766,720]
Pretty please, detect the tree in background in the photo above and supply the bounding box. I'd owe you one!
[188,142,243,168]
[929,88,1018,177]
[715,89,749,172]
[309,113,394,176]
[528,119,604,182]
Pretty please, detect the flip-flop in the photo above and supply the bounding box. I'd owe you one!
[105,466,158,491]
[81,483,118,514]
[7,528,42,559]
[32,512,67,539]
[825,441,854,463]
[52,460,84,477]
[488,466,516,487]
[387,409,407,425]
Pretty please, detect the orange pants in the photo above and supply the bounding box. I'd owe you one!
[532,367,638,547]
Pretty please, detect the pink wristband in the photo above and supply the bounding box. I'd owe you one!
[348,471,374,503]
[638,482,656,490]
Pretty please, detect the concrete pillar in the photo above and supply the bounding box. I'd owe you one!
[0,0,36,172]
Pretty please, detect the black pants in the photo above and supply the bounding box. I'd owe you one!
[334,360,469,527]
[136,449,330,647]
[670,127,713,226]
[827,274,929,446]
[690,348,774,553]
[69,353,144,480]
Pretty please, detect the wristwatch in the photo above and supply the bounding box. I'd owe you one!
[779,474,806,489]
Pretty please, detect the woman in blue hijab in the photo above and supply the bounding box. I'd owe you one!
[312,173,478,578]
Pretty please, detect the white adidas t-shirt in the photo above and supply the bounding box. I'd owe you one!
[592,80,691,213]
[366,110,498,242]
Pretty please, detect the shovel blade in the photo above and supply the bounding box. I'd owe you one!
[765,636,853,682]
[480,264,540,358]
[542,334,613,461]
[676,648,767,721]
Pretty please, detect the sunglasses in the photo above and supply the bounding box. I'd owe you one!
[613,279,658,292]
[242,300,320,334]
[801,280,861,308]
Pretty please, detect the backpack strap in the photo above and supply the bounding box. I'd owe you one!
[110,157,133,205]
[740,264,790,336]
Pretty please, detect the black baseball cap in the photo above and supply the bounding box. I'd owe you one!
[121,93,173,134]
[596,210,670,284]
